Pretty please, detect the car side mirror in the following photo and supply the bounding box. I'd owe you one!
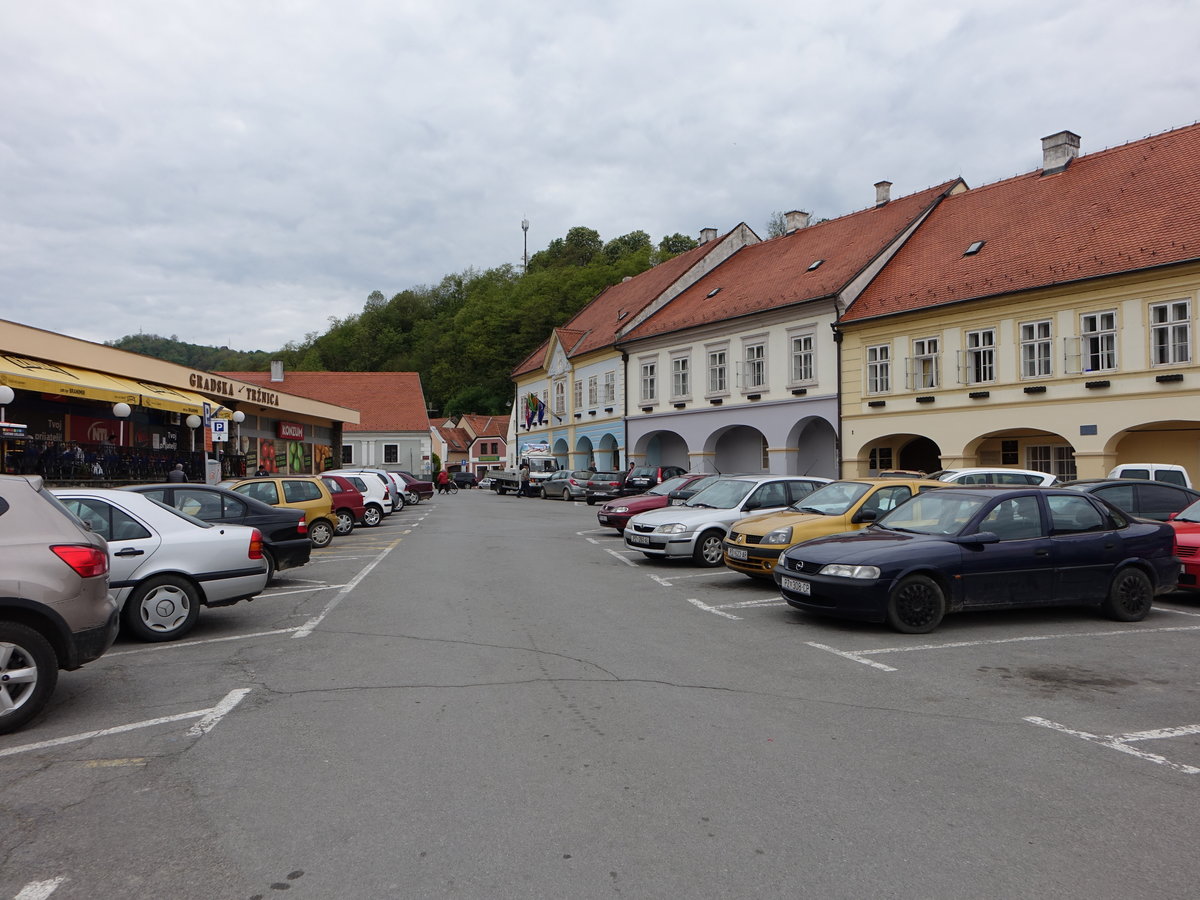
[954,530,999,545]
[852,509,879,524]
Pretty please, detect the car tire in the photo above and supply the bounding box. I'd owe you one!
[123,575,202,642]
[886,574,946,634]
[693,529,725,567]
[562,489,571,501]
[585,498,595,506]
[334,509,355,536]
[308,519,334,548]
[642,552,658,559]
[0,621,58,735]
[263,549,277,584]
[362,505,382,527]
[405,491,419,506]
[1102,567,1153,622]
[539,487,548,499]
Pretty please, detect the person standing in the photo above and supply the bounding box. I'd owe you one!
[436,469,450,494]
[518,461,530,498]
[167,463,187,483]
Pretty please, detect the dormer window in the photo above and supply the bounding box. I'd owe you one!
[807,259,824,271]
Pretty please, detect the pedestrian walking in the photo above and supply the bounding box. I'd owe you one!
[518,461,531,498]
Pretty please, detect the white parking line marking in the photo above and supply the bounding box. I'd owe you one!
[1025,716,1200,775]
[717,598,787,610]
[806,642,898,672]
[262,583,348,597]
[294,541,399,637]
[1154,605,1200,617]
[605,548,638,567]
[688,598,741,620]
[15,877,66,900]
[647,570,740,587]
[103,627,300,657]
[0,689,252,759]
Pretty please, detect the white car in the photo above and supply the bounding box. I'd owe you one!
[624,475,832,566]
[929,467,1058,486]
[52,488,269,642]
[337,468,400,514]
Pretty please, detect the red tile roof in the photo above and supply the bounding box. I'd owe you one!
[843,123,1200,322]
[221,371,430,432]
[619,182,960,341]
[459,413,505,437]
[512,236,738,376]
[436,425,471,453]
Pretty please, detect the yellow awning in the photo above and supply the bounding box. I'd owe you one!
[0,354,140,405]
[119,380,232,417]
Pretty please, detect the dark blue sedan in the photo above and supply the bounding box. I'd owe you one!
[774,487,1180,633]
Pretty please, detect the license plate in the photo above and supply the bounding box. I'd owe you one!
[780,576,811,595]
[627,534,650,545]
[598,515,609,523]
[727,547,748,561]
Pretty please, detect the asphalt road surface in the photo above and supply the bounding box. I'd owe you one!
[3,489,1199,899]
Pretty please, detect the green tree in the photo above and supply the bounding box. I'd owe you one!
[658,232,698,255]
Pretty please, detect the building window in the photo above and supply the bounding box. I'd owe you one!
[744,343,766,390]
[341,444,354,465]
[384,444,399,464]
[761,436,770,469]
[708,349,728,394]
[1001,440,1019,465]
[790,333,815,384]
[1150,300,1191,365]
[869,447,894,471]
[1027,445,1077,479]
[603,371,616,404]
[1020,320,1053,378]
[553,382,565,416]
[587,375,598,407]
[909,338,940,389]
[640,361,657,402]
[671,356,690,399]
[866,344,890,394]
[573,380,582,410]
[1081,311,1117,372]
[965,328,995,384]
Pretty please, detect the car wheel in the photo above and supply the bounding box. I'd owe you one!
[0,622,58,735]
[886,574,946,634]
[562,489,572,501]
[362,505,382,527]
[585,498,595,506]
[308,519,334,548]
[263,549,277,584]
[1102,567,1153,622]
[123,575,201,642]
[405,491,419,506]
[334,509,355,536]
[539,487,548,499]
[693,529,725,567]
[642,552,658,559]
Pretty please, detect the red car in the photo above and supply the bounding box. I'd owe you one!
[596,474,720,533]
[321,474,367,536]
[1168,498,1200,589]
[393,470,435,504]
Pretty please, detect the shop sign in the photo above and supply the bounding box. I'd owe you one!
[277,421,305,440]
[0,422,27,439]
[189,373,281,407]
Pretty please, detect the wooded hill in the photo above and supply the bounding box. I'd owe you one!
[108,227,699,417]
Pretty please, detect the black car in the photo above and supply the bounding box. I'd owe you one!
[621,465,688,496]
[775,486,1179,634]
[451,472,478,488]
[124,483,311,582]
[1060,479,1200,521]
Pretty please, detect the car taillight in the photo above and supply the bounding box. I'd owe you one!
[52,544,109,578]
[248,528,264,560]
[296,517,308,535]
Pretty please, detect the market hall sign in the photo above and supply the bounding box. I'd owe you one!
[188,374,280,407]
[277,421,305,440]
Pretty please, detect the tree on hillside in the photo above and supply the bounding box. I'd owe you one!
[658,232,698,255]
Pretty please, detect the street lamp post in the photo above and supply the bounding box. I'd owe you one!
[522,217,529,273]
[0,385,13,474]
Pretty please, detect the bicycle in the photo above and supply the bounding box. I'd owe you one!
[437,481,458,495]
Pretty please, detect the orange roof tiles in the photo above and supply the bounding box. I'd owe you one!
[619,181,960,341]
[221,371,430,432]
[843,123,1200,322]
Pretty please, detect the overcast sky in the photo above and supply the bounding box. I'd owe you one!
[1,1,1196,353]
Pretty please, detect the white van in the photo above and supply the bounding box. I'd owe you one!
[1107,463,1192,488]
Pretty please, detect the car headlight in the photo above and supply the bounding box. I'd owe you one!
[761,526,793,545]
[654,523,687,535]
[819,564,881,579]
[613,506,630,514]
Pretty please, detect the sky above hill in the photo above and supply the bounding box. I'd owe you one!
[1,0,1196,352]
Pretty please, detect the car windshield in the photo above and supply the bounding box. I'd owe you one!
[684,480,754,509]
[789,481,872,514]
[1176,499,1200,522]
[649,476,690,496]
[875,491,990,535]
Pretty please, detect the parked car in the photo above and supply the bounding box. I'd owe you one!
[775,486,1179,633]
[584,471,625,506]
[1108,462,1193,487]
[220,476,338,547]
[477,475,494,490]
[452,472,479,489]
[624,475,831,566]
[126,483,311,582]
[929,467,1058,486]
[320,474,367,535]
[1060,479,1200,521]
[597,474,715,533]
[724,477,946,579]
[665,473,724,504]
[1166,497,1200,590]
[621,464,688,496]
[540,469,593,500]
[52,487,269,642]
[335,469,394,522]
[392,471,435,505]
[0,475,118,734]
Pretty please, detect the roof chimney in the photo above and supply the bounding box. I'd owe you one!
[270,360,284,382]
[699,227,718,244]
[874,181,892,206]
[1041,130,1080,174]
[784,210,811,233]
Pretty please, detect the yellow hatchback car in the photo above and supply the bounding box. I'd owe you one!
[220,476,337,548]
[723,478,945,579]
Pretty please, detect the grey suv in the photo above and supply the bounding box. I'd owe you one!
[0,475,119,734]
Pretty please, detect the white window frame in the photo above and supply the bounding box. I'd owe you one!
[1020,320,1053,378]
[866,344,891,394]
[603,371,616,405]
[573,380,582,411]
[1027,444,1077,480]
[788,330,816,385]
[640,359,658,403]
[587,375,598,407]
[707,345,729,396]
[671,353,690,400]
[908,337,940,390]
[1081,310,1117,372]
[553,381,565,416]
[383,443,399,464]
[1150,299,1191,366]
[742,338,767,391]
[963,328,995,385]
[341,444,354,465]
